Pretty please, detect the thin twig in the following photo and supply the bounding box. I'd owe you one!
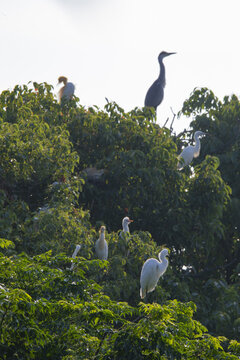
[163,117,169,128]
[170,107,176,132]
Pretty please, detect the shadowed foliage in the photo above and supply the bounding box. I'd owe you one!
[0,83,239,358]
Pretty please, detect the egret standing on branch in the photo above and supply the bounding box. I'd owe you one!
[58,76,75,103]
[144,51,176,110]
[122,217,133,233]
[95,226,108,260]
[140,248,169,299]
[177,131,205,170]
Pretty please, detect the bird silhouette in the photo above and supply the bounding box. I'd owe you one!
[177,131,205,170]
[144,51,176,110]
[95,226,108,260]
[58,76,75,103]
[140,248,169,299]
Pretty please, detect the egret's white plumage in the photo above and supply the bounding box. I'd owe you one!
[72,244,81,258]
[140,248,169,299]
[122,217,133,233]
[177,131,205,170]
[70,244,81,270]
[58,76,75,102]
[95,226,108,260]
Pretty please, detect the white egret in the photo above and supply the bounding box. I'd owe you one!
[177,131,205,170]
[58,76,75,103]
[140,248,169,299]
[122,217,133,233]
[95,226,108,260]
[70,244,81,270]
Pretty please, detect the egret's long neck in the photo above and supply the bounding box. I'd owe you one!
[123,223,129,233]
[194,134,201,154]
[160,256,168,269]
[159,59,166,88]
[72,245,81,258]
[100,232,105,242]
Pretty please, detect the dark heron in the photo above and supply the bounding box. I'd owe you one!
[144,51,176,110]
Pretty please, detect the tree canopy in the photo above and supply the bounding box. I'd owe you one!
[0,83,239,359]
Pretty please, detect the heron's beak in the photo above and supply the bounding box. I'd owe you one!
[168,52,176,56]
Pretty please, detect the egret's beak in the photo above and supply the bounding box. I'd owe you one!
[129,219,134,223]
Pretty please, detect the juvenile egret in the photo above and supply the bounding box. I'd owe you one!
[95,226,108,260]
[58,76,75,102]
[122,217,133,233]
[70,244,81,270]
[177,131,205,170]
[144,51,176,110]
[140,248,169,299]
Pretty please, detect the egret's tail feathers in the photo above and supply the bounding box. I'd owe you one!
[177,157,184,170]
[140,287,146,299]
[177,162,182,170]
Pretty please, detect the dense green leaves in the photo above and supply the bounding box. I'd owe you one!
[0,83,239,358]
[0,251,239,359]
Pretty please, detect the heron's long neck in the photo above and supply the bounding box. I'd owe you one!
[72,245,80,258]
[159,59,166,88]
[160,257,168,267]
[194,134,201,154]
[123,224,129,233]
[100,232,105,243]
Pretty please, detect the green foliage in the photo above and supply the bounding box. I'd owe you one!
[0,83,80,213]
[66,103,180,238]
[23,202,93,255]
[181,89,240,270]
[102,230,166,305]
[0,251,239,360]
[0,238,15,249]
[0,83,239,358]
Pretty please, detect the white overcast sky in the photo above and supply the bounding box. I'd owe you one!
[1,0,239,133]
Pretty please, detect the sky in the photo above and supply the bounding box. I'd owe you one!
[0,0,240,134]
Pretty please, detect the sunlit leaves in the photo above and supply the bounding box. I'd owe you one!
[0,82,239,357]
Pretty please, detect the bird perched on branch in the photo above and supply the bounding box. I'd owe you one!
[122,217,133,233]
[58,76,75,103]
[177,131,205,170]
[144,51,176,110]
[95,226,108,260]
[140,248,169,299]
